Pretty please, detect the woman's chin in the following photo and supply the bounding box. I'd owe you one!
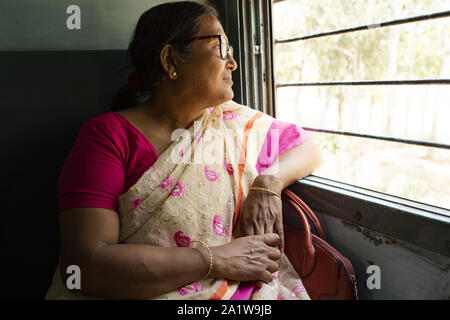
[205,88,234,107]
[224,88,234,101]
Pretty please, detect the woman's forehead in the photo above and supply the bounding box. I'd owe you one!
[197,14,227,40]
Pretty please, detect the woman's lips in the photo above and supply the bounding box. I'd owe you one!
[223,78,233,84]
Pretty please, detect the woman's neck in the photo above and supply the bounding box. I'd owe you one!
[140,89,207,132]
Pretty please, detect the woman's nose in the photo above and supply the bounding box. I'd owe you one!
[226,55,238,72]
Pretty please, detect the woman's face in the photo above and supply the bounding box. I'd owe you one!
[176,14,238,107]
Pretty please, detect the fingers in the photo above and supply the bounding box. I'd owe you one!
[242,192,281,237]
[245,235,281,260]
[267,260,279,273]
[255,255,279,283]
[228,235,281,283]
[263,219,274,235]
[266,246,282,261]
[251,233,281,261]
[244,223,254,237]
[261,262,280,283]
[253,220,264,235]
[274,217,285,254]
[261,233,280,247]
[262,270,274,283]
[255,281,263,290]
[243,220,263,236]
[279,230,285,254]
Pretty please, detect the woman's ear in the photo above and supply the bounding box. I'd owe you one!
[160,44,178,80]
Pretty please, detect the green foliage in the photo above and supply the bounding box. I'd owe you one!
[311,132,340,154]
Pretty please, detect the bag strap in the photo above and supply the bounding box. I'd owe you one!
[283,189,327,241]
[282,192,317,277]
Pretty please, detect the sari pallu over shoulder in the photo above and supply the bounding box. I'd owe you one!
[116,101,272,299]
[45,101,310,300]
[117,101,309,300]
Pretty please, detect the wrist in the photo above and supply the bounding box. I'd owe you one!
[208,246,223,279]
[191,241,213,280]
[251,174,284,194]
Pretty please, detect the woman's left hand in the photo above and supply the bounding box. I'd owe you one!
[241,175,284,253]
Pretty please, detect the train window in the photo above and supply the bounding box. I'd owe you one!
[272,0,450,211]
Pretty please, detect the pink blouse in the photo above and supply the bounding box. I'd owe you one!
[57,111,309,213]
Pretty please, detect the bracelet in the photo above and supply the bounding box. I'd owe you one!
[190,240,213,280]
[248,187,282,200]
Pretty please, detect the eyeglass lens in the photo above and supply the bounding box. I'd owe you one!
[221,39,233,60]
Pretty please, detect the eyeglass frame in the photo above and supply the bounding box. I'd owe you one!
[187,34,233,60]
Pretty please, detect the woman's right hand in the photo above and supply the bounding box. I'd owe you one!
[210,233,282,283]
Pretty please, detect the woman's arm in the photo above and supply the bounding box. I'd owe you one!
[241,138,323,252]
[59,207,281,299]
[59,207,210,299]
[256,137,323,193]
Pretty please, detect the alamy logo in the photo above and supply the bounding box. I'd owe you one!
[169,120,280,173]
[366,265,381,290]
[66,5,81,30]
[66,265,81,290]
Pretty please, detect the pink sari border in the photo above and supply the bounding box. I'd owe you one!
[255,121,309,175]
[230,281,257,300]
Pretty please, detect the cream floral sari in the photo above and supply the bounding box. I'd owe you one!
[45,101,310,300]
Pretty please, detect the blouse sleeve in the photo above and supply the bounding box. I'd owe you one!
[255,119,310,175]
[57,117,126,213]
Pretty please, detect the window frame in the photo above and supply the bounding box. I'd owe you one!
[213,0,450,258]
[270,1,450,255]
[272,8,450,151]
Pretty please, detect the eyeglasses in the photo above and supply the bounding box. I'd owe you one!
[187,34,233,60]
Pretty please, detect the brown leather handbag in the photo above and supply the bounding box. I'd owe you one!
[282,189,358,300]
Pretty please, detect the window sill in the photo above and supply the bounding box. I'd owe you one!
[288,175,450,257]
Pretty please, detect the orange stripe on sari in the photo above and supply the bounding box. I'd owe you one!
[209,280,229,300]
[209,111,263,300]
[232,112,264,231]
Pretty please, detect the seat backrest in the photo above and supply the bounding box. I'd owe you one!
[1,50,128,299]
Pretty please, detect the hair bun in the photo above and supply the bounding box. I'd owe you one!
[126,72,143,94]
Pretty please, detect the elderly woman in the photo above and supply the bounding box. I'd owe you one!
[46,1,322,300]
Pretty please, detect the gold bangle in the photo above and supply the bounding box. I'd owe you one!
[190,240,213,280]
[248,187,282,200]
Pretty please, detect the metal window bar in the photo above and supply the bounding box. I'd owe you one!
[273,8,450,149]
[274,10,450,44]
[302,127,450,150]
[276,79,450,87]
